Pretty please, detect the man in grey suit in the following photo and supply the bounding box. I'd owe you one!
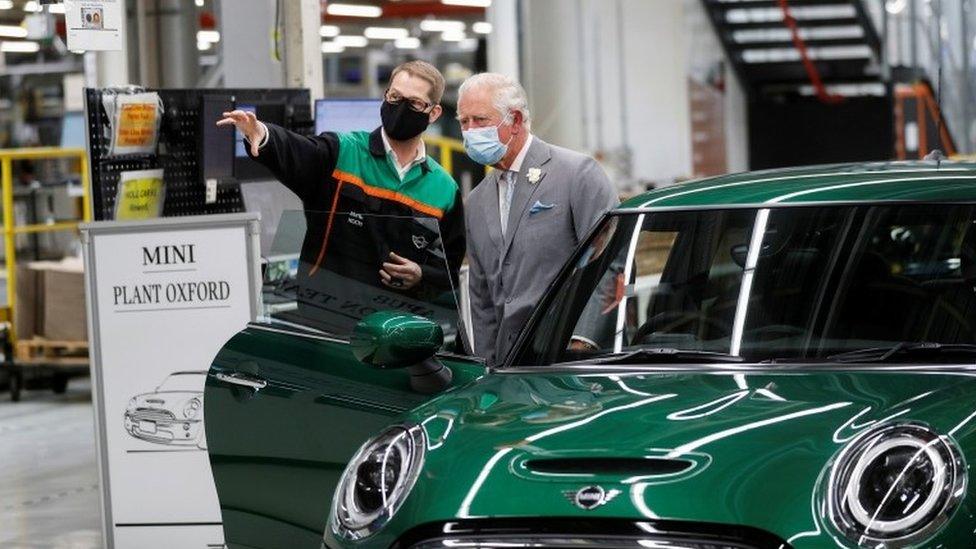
[457,73,619,365]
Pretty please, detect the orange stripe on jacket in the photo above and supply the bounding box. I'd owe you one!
[309,180,345,277]
[332,169,444,220]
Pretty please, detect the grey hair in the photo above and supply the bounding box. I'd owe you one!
[458,72,532,129]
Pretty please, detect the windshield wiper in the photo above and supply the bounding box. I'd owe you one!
[825,342,976,363]
[585,348,744,365]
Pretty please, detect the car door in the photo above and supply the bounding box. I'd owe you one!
[204,212,485,549]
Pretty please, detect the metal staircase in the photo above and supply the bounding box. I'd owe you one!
[703,0,885,99]
[702,0,900,168]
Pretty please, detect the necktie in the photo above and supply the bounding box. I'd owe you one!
[500,171,517,237]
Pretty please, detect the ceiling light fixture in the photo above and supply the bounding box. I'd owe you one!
[321,41,346,54]
[472,22,492,34]
[394,37,421,49]
[320,25,340,38]
[334,35,369,48]
[0,25,27,38]
[1,40,40,52]
[197,30,220,43]
[442,0,492,6]
[326,3,382,18]
[0,1,14,10]
[364,26,409,40]
[420,19,465,33]
[440,30,466,42]
[885,0,907,14]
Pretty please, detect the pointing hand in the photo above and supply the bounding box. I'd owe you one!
[216,110,265,156]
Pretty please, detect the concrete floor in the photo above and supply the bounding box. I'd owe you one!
[0,378,103,548]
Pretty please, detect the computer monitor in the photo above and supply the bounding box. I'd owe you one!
[233,102,286,180]
[60,111,86,148]
[199,95,235,181]
[314,99,382,135]
[234,104,258,158]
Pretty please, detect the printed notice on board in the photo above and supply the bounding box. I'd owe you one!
[64,0,123,51]
[103,92,163,156]
[116,169,164,221]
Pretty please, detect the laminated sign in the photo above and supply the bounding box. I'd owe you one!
[64,0,123,51]
[115,169,164,220]
[103,92,163,156]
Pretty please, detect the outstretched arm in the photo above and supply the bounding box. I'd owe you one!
[216,110,340,203]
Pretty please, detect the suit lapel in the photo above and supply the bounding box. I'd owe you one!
[502,138,552,259]
[483,169,504,251]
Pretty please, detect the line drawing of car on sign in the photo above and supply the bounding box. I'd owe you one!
[123,371,207,449]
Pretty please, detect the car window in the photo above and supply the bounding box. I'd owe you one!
[513,204,976,366]
[258,210,462,351]
[627,230,678,333]
[861,212,968,280]
[821,205,976,346]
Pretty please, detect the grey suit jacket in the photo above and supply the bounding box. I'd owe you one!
[465,137,619,365]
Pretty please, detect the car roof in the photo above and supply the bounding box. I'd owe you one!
[620,161,976,209]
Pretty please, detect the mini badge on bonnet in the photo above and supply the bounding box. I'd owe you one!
[563,486,620,510]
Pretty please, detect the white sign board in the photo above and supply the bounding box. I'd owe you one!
[64,0,124,51]
[82,214,261,549]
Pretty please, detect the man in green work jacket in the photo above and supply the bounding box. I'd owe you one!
[218,61,464,329]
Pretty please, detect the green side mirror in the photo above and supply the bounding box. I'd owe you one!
[351,311,444,369]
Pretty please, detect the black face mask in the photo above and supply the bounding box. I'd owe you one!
[380,99,430,140]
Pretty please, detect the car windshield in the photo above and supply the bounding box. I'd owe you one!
[513,204,976,366]
[259,210,462,352]
[158,372,207,392]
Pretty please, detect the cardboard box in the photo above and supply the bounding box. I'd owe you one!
[41,259,86,341]
[14,263,39,340]
[14,258,87,342]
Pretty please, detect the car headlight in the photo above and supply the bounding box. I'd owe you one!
[331,425,425,540]
[825,422,966,546]
[183,397,201,419]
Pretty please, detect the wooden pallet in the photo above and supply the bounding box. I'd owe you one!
[14,337,89,366]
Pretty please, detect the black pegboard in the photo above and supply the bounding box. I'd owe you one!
[85,87,312,221]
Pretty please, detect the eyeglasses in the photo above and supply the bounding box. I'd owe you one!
[384,88,434,113]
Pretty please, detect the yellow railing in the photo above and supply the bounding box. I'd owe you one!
[0,147,91,343]
[422,135,465,175]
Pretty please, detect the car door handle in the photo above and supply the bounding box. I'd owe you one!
[215,372,268,392]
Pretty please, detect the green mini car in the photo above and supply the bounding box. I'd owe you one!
[206,162,976,549]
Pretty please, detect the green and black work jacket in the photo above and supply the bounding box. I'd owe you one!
[249,124,465,300]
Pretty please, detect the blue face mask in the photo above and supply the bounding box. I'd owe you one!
[462,124,511,166]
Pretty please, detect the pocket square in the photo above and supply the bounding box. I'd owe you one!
[529,201,556,215]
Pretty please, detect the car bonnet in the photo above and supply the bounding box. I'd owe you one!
[393,368,976,544]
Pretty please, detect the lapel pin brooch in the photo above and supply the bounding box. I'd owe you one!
[527,167,542,184]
